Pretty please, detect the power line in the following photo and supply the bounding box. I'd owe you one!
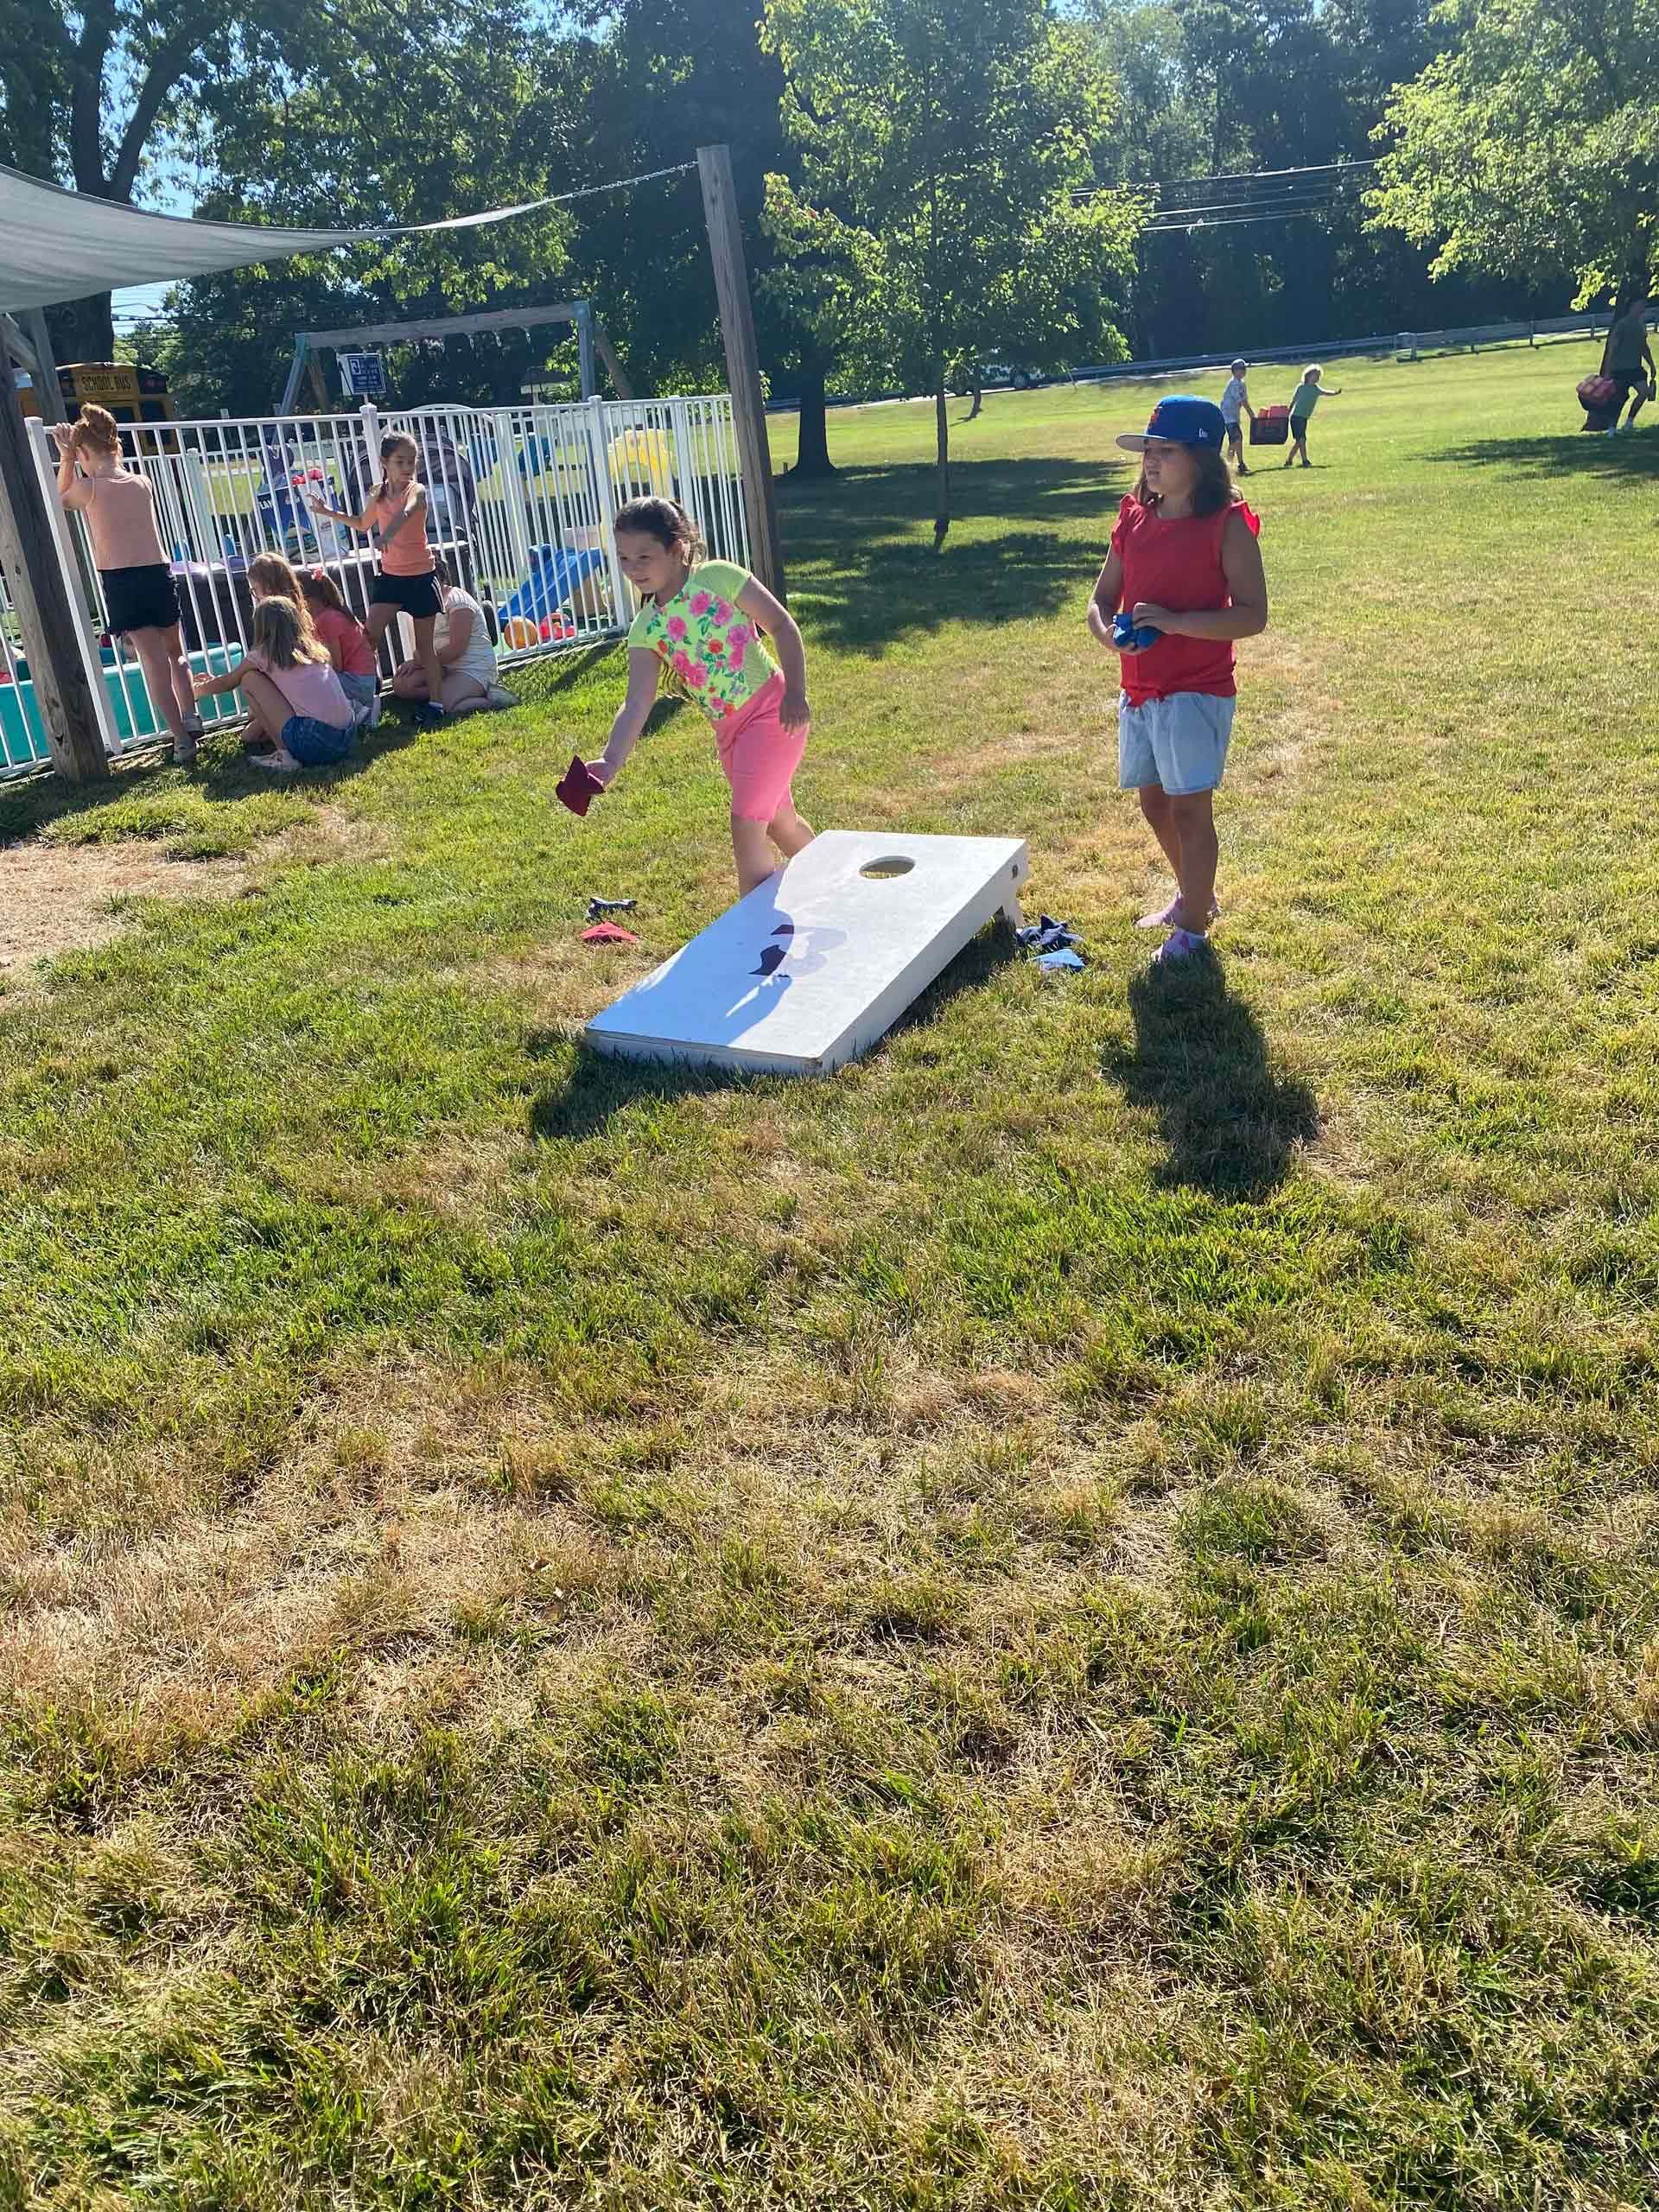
[1141,205,1339,236]
[1143,187,1359,221]
[1077,156,1378,205]
[1159,156,1379,189]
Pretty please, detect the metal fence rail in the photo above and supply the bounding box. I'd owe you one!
[5,392,748,780]
[1068,313,1623,385]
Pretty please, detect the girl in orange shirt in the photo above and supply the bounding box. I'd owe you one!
[308,433,445,725]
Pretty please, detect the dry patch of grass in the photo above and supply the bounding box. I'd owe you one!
[0,804,395,974]
[0,838,258,969]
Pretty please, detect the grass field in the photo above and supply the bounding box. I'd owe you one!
[3,337,1659,2210]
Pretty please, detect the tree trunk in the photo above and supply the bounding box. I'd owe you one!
[965,383,982,420]
[48,295,117,368]
[933,385,950,549]
[790,362,836,477]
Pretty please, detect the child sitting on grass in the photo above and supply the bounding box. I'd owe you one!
[193,599,357,774]
[298,568,379,728]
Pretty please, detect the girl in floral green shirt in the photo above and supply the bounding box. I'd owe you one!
[584,498,815,894]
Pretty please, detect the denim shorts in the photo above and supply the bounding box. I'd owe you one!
[338,671,378,723]
[1118,690,1235,796]
[281,714,356,767]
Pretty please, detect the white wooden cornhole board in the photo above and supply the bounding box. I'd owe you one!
[584,830,1029,1077]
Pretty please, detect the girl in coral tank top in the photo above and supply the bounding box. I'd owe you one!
[1088,396,1268,966]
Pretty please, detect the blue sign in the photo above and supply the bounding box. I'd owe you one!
[340,352,386,397]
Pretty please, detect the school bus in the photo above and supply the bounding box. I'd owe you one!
[57,362,177,428]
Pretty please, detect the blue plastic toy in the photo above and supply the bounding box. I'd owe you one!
[1113,611,1163,651]
[497,543,608,629]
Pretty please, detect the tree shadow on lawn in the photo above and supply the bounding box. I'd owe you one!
[1102,953,1320,1199]
[526,920,1017,1143]
[0,715,417,845]
[1426,433,1659,483]
[779,457,1129,652]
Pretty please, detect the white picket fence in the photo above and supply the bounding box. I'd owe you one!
[1,393,748,779]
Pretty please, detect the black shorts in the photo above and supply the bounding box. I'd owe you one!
[102,563,180,636]
[370,568,442,620]
[1288,412,1312,440]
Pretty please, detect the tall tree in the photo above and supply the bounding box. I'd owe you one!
[152,0,578,414]
[556,0,843,472]
[3,0,319,361]
[762,0,1139,543]
[1367,0,1659,304]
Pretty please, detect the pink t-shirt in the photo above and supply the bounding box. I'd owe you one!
[310,602,376,677]
[371,487,433,577]
[66,467,166,572]
[245,650,353,728]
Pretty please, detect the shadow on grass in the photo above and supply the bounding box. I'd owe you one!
[1103,953,1319,1199]
[527,920,1018,1142]
[499,643,620,698]
[1426,433,1659,482]
[0,716,421,845]
[779,457,1128,651]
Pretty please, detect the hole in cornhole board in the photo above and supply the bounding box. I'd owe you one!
[860,855,915,880]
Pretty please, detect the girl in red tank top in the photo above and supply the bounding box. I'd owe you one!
[1088,396,1268,964]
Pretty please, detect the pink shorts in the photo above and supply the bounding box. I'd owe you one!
[715,672,806,822]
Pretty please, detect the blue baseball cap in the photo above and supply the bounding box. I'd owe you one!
[1116,395,1226,452]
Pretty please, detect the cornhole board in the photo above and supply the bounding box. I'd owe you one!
[583,830,1029,1077]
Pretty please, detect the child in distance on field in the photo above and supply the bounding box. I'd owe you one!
[1220,358,1254,476]
[1286,365,1343,468]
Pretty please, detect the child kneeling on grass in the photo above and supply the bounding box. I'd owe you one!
[1089,396,1268,965]
[194,599,358,774]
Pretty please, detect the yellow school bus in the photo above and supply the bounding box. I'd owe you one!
[59,362,177,429]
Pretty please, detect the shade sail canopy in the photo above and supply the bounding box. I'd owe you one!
[0,162,568,313]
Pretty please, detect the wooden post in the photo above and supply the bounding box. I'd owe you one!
[697,143,785,601]
[594,321,635,402]
[18,312,66,425]
[0,398,108,781]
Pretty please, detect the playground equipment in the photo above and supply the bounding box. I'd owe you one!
[608,425,674,495]
[278,302,632,413]
[497,542,610,634]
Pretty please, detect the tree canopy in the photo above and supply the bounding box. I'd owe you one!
[762,0,1139,535]
[1367,0,1659,304]
[4,0,1649,429]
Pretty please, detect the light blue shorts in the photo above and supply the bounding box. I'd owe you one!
[338,670,378,724]
[1117,690,1236,797]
